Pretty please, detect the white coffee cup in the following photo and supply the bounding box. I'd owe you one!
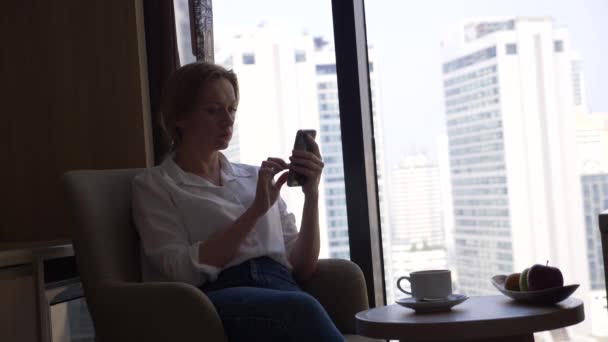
[397,270,452,300]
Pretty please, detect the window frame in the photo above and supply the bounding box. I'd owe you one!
[331,0,386,307]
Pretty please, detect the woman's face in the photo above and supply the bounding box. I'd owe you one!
[177,77,238,152]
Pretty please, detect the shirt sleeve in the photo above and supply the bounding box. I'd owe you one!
[277,197,299,256]
[132,173,220,286]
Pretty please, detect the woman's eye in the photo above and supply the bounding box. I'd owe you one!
[206,107,220,115]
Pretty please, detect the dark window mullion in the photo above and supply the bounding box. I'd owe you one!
[331,0,386,307]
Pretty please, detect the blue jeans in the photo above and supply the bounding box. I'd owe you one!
[200,256,344,342]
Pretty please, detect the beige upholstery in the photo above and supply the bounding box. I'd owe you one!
[64,169,380,342]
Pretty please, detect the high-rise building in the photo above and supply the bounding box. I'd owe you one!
[214,27,391,272]
[313,44,349,260]
[441,17,589,310]
[577,112,608,337]
[214,27,329,257]
[313,44,389,253]
[388,154,447,299]
[390,154,444,247]
[313,43,394,300]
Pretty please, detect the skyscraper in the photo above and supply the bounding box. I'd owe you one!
[313,43,394,300]
[313,44,389,256]
[577,112,608,337]
[390,155,444,248]
[313,44,349,260]
[388,154,447,300]
[214,26,329,257]
[441,17,589,304]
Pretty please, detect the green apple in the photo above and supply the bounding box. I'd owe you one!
[520,268,530,291]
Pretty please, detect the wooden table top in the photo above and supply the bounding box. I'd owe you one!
[0,239,73,268]
[356,295,584,341]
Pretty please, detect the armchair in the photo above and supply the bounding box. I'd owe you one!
[63,169,379,342]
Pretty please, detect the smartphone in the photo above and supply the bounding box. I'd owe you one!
[287,129,317,187]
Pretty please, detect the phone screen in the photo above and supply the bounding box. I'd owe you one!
[287,129,317,187]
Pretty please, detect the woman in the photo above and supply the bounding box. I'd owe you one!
[132,61,343,341]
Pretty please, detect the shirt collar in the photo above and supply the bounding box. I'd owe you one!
[161,152,252,187]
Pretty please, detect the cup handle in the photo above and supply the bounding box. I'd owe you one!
[397,276,412,295]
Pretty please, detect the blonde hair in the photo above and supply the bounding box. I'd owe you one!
[160,61,239,150]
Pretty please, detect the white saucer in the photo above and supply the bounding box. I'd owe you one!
[396,294,469,313]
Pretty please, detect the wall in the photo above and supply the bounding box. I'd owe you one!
[2,0,153,242]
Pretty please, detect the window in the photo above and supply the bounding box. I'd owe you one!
[184,0,351,265]
[173,0,608,330]
[316,64,336,75]
[242,53,255,65]
[365,2,608,337]
[442,46,497,74]
[295,50,306,62]
[506,43,517,55]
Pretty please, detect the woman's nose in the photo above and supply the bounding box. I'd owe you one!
[221,108,235,124]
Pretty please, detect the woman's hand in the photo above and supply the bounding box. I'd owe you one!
[289,134,324,197]
[250,157,289,216]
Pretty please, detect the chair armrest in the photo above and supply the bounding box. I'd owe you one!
[92,281,227,342]
[300,259,369,334]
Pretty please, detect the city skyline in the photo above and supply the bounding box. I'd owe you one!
[440,17,597,339]
[213,0,608,169]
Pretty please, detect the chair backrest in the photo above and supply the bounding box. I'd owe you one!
[600,211,608,309]
[64,169,144,290]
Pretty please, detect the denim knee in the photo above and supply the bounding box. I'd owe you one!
[279,292,344,342]
[282,291,326,316]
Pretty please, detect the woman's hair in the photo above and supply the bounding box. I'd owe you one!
[160,61,239,150]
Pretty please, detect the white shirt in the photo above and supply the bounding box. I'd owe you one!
[131,153,299,287]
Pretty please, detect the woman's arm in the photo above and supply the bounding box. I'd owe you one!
[285,134,324,282]
[198,162,290,268]
[196,205,261,267]
[289,192,321,282]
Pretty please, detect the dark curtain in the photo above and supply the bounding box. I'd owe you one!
[189,0,214,62]
[143,0,180,164]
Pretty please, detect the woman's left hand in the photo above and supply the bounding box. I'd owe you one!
[289,134,324,197]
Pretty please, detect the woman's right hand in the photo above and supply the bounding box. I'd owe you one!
[250,158,289,216]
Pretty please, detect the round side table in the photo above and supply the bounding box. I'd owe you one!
[355,295,584,341]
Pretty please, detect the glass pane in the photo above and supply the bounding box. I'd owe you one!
[175,0,349,260]
[365,0,607,340]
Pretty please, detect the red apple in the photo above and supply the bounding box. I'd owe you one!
[527,262,563,291]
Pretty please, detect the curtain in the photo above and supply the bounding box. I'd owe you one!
[189,0,214,62]
[144,0,214,163]
[143,0,180,164]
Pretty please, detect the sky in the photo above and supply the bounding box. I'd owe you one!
[213,0,608,168]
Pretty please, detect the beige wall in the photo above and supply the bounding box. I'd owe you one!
[2,0,153,242]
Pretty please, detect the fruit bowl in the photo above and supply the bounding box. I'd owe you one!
[491,275,579,305]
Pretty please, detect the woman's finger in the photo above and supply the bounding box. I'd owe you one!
[261,160,284,174]
[290,157,324,172]
[305,134,321,158]
[258,163,276,181]
[266,157,288,169]
[273,171,289,191]
[292,150,323,163]
[290,164,315,178]
[292,156,324,169]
